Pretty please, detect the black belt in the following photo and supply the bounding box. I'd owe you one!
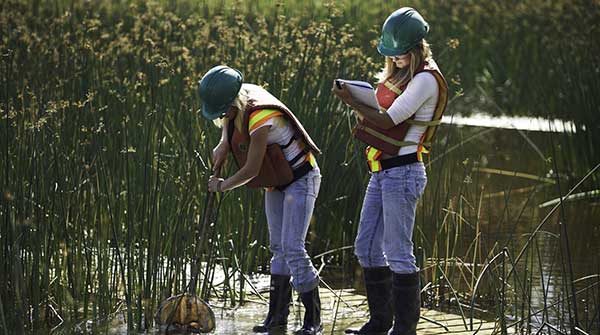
[379,152,419,171]
[276,161,314,191]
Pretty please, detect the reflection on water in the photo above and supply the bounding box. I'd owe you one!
[89,294,362,335]
[442,113,581,133]
[424,120,599,333]
[80,305,275,335]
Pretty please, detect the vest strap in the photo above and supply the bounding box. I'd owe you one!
[280,135,297,149]
[360,125,420,147]
[275,160,313,191]
[288,150,308,167]
[384,81,403,95]
[405,119,442,126]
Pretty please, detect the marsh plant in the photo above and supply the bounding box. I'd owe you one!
[0,0,598,334]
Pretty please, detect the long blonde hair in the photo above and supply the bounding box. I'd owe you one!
[377,39,432,86]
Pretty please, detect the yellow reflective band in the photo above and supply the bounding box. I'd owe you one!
[384,81,403,95]
[416,132,429,162]
[248,109,283,133]
[306,151,317,167]
[365,147,383,172]
[369,160,382,172]
[366,147,382,161]
[366,147,375,160]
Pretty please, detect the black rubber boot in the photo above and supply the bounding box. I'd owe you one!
[295,287,323,335]
[389,272,420,335]
[344,266,393,334]
[253,274,292,333]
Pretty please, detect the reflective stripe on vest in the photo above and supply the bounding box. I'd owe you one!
[384,81,403,95]
[248,109,284,133]
[307,151,317,167]
[291,144,318,168]
[416,133,428,163]
[249,109,317,168]
[366,146,383,172]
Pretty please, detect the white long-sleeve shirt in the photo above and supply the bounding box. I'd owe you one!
[384,71,439,155]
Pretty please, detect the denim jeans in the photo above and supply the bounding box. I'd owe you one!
[354,162,427,274]
[265,167,321,293]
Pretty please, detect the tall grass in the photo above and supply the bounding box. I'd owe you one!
[1,0,598,333]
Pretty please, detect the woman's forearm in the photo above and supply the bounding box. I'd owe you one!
[219,126,269,192]
[220,165,259,191]
[349,100,396,130]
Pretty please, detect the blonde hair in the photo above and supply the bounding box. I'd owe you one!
[212,86,250,130]
[377,39,432,86]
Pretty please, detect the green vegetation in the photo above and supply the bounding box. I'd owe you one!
[1,0,598,333]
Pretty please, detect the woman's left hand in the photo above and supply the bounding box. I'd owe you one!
[208,175,225,193]
[331,80,354,106]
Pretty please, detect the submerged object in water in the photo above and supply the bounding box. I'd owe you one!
[155,293,216,333]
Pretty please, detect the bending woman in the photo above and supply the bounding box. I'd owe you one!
[199,65,323,335]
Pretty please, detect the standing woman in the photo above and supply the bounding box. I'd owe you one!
[333,8,448,335]
[198,65,323,335]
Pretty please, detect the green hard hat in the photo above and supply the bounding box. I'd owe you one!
[377,7,429,57]
[198,65,243,120]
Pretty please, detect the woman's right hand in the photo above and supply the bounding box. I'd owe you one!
[212,141,229,171]
[331,80,355,107]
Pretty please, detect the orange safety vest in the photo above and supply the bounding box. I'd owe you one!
[228,84,320,188]
[353,61,448,172]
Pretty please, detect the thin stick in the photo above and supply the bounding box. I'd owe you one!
[189,167,220,294]
[162,167,221,328]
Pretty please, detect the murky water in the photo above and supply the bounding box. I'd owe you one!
[86,290,367,335]
[427,117,599,332]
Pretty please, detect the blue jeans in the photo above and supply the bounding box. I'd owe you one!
[354,162,427,274]
[265,167,321,293]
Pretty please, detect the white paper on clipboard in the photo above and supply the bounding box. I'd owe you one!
[335,79,379,110]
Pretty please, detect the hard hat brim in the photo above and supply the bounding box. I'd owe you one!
[201,101,231,121]
[377,40,406,57]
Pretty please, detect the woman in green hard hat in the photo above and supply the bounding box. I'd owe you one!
[333,7,448,335]
[198,65,323,335]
